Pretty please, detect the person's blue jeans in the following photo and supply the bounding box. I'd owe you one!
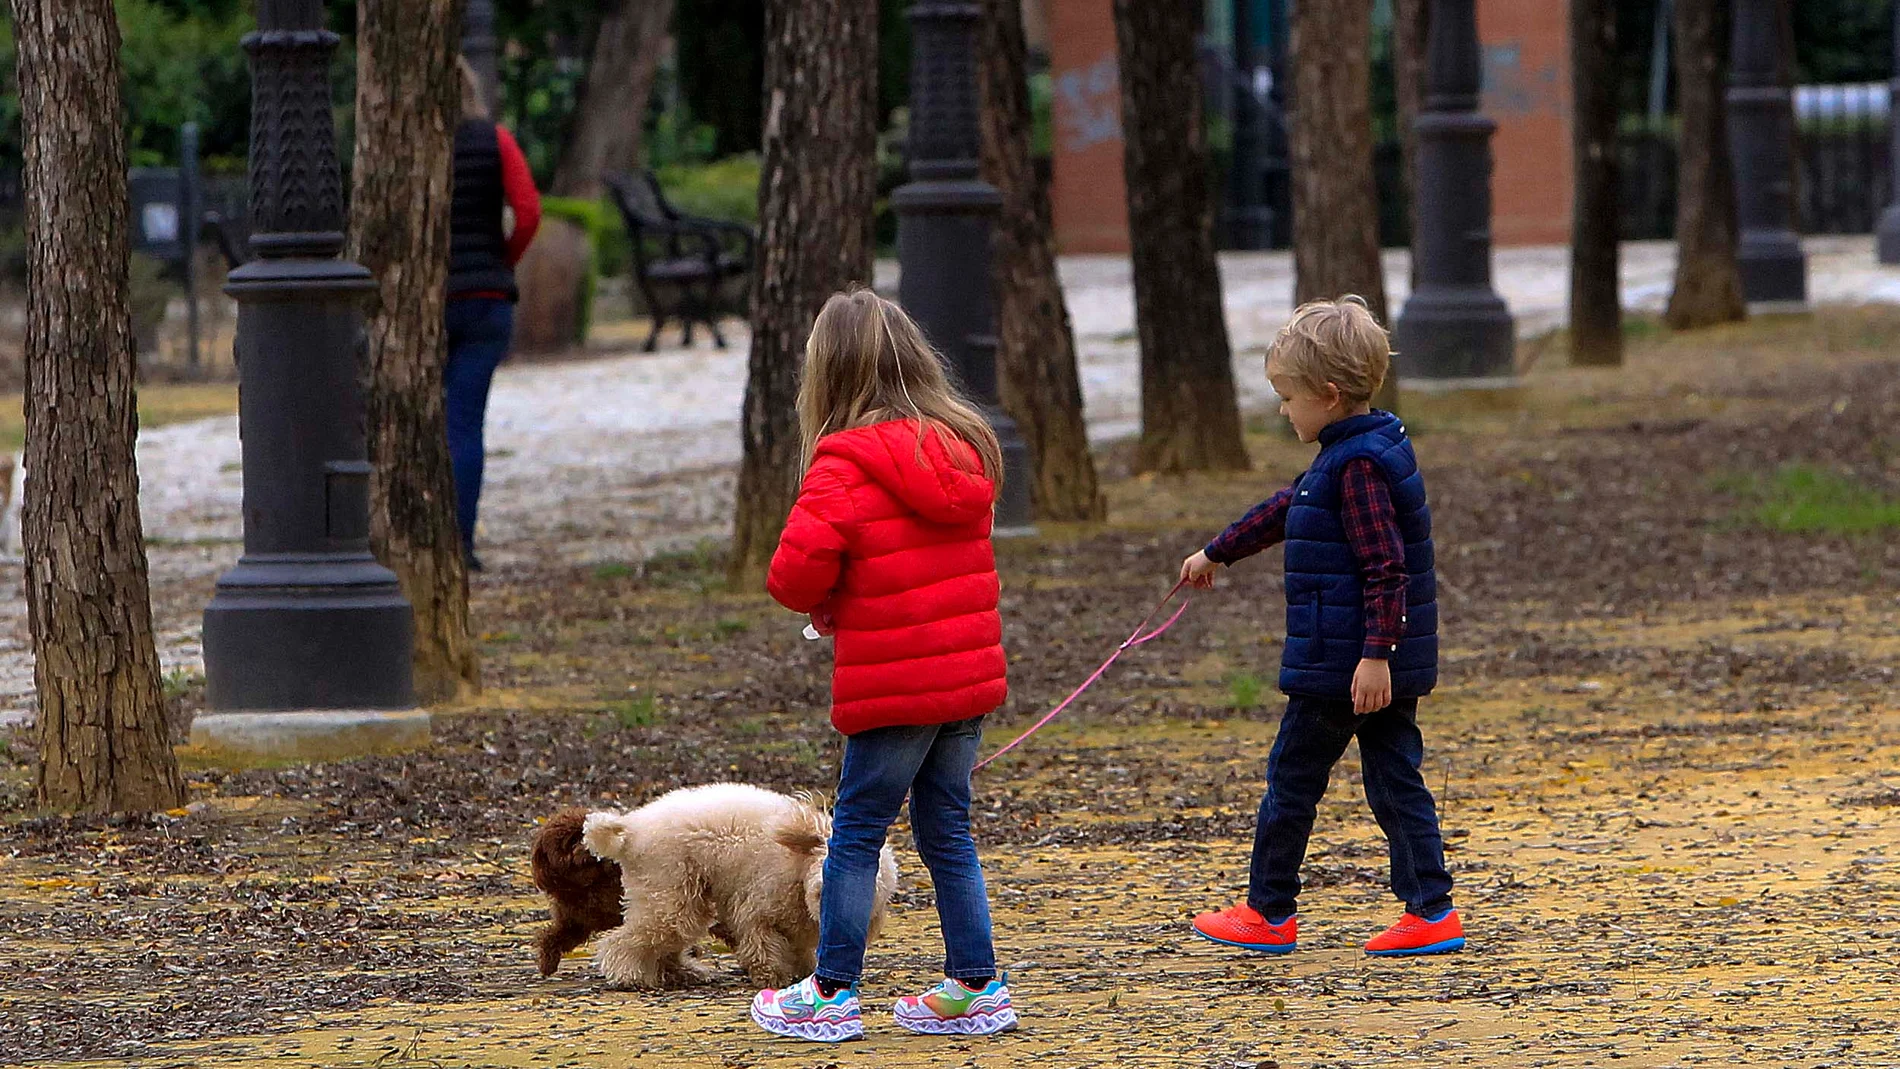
[816,716,997,986]
[1247,694,1454,921]
[443,297,514,553]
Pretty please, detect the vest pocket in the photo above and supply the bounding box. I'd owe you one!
[1310,592,1323,662]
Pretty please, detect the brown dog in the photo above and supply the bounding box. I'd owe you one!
[530,807,625,976]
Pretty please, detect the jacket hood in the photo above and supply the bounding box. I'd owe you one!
[814,420,995,525]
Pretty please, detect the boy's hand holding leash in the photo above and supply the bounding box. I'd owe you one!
[1180,550,1218,590]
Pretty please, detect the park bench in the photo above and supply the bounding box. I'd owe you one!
[603,170,754,352]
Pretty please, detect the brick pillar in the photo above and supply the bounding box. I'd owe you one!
[1047,0,1129,254]
[1478,0,1573,246]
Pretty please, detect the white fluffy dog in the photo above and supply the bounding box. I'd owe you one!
[581,783,898,989]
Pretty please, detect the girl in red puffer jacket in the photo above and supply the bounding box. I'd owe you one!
[749,289,1018,1043]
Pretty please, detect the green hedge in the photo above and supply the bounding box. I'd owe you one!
[654,154,761,225]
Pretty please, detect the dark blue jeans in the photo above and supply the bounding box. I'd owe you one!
[444,297,514,553]
[1247,694,1454,921]
[816,716,997,986]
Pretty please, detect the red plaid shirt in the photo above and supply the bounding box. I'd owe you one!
[1204,458,1408,660]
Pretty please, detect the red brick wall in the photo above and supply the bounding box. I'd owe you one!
[1479,0,1574,247]
[1047,0,1130,254]
[1043,0,1573,253]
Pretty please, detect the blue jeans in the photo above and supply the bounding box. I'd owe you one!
[443,297,514,552]
[816,716,997,986]
[1247,694,1454,920]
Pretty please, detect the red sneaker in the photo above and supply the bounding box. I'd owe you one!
[1191,903,1298,954]
[1365,909,1465,956]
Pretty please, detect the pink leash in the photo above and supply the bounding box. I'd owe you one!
[973,579,1193,772]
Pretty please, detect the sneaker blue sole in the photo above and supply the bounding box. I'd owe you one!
[1366,936,1466,957]
[1193,928,1297,955]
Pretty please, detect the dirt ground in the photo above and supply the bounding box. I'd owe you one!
[4,311,1900,1068]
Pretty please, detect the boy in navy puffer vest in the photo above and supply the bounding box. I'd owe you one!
[1179,297,1463,958]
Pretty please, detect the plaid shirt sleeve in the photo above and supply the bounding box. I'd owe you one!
[1204,483,1296,565]
[1340,457,1408,659]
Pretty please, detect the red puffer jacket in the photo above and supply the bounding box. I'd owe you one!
[767,420,1007,735]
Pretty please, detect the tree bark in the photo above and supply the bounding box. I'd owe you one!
[978,0,1103,521]
[12,0,184,813]
[727,0,877,586]
[1112,0,1249,473]
[517,0,676,354]
[1290,0,1388,325]
[1393,0,1428,291]
[1570,0,1623,365]
[348,0,479,704]
[1665,0,1747,330]
[550,0,677,199]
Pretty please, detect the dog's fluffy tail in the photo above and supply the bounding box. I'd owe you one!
[772,794,833,855]
[581,810,639,861]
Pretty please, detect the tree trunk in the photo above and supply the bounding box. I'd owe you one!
[1112,0,1249,473]
[1665,0,1747,329]
[518,0,676,355]
[550,0,677,198]
[1290,0,1387,324]
[727,0,877,586]
[12,0,184,813]
[348,0,479,704]
[978,0,1103,522]
[1570,0,1623,365]
[1394,0,1428,291]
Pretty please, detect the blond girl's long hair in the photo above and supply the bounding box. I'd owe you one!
[796,288,1003,500]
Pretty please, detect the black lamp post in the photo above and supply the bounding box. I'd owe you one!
[1393,0,1515,384]
[1727,0,1806,303]
[1875,2,1900,263]
[195,0,420,758]
[894,1,1033,533]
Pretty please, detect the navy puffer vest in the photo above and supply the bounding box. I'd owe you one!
[1280,409,1438,700]
[448,119,515,300]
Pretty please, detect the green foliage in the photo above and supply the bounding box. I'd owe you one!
[1715,463,1900,535]
[1227,672,1265,710]
[160,666,201,703]
[589,559,636,582]
[1028,70,1054,160]
[653,154,760,225]
[611,693,657,729]
[114,0,255,169]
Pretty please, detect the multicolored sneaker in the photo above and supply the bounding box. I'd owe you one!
[1365,909,1465,956]
[749,975,863,1042]
[893,975,1018,1036]
[1192,903,1298,953]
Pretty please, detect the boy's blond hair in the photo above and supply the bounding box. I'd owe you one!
[1267,295,1391,405]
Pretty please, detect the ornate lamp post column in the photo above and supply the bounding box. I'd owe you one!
[1874,2,1900,263]
[895,1,1033,534]
[1393,0,1514,386]
[461,0,501,117]
[1727,0,1806,303]
[195,0,421,759]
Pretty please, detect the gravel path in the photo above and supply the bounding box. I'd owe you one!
[2,235,1896,717]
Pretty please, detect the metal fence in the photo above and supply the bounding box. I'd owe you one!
[1620,82,1891,241]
